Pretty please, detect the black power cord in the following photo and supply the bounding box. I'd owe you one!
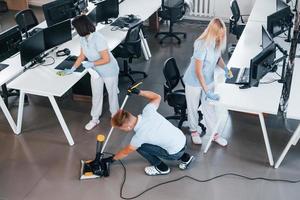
[115,160,300,200]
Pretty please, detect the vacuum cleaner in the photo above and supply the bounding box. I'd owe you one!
[80,82,143,180]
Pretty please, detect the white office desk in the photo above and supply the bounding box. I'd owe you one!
[275,59,300,168]
[247,0,276,23]
[7,36,84,146]
[203,21,284,166]
[5,0,161,146]
[119,0,161,21]
[0,55,25,133]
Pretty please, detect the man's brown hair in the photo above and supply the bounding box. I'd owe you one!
[111,110,130,127]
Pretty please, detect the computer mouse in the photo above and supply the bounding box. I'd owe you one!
[68,55,78,61]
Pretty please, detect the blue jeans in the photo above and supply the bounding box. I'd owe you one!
[136,143,185,166]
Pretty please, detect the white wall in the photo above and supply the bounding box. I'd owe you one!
[213,0,256,20]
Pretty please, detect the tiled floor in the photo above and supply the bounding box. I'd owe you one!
[1,6,300,200]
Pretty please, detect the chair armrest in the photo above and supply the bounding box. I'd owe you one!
[124,40,141,45]
[240,15,249,23]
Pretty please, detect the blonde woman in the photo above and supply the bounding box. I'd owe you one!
[183,18,232,145]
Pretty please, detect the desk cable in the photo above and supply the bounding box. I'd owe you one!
[41,56,55,66]
[101,153,300,200]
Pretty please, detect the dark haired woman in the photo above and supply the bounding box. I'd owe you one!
[65,15,120,131]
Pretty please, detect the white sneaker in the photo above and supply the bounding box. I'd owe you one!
[191,132,202,145]
[213,133,228,147]
[85,120,100,131]
[87,68,100,79]
[179,155,195,170]
[144,166,170,176]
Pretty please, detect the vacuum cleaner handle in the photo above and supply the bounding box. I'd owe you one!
[100,82,143,154]
[96,135,105,153]
[100,94,129,154]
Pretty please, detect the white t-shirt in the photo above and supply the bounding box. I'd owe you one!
[130,103,186,155]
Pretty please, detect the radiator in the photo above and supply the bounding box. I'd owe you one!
[190,0,215,17]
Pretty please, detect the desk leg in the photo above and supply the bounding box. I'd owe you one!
[139,30,151,60]
[204,118,221,153]
[16,91,25,134]
[0,96,17,133]
[258,113,274,166]
[48,96,74,146]
[275,124,300,168]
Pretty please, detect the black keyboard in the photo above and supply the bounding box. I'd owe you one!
[55,56,84,72]
[0,63,9,71]
[225,67,250,85]
[235,68,250,84]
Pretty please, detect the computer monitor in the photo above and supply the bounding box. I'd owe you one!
[0,26,22,62]
[95,0,119,24]
[249,40,276,87]
[74,0,89,14]
[277,0,287,10]
[20,31,45,66]
[87,7,97,24]
[267,2,293,38]
[44,19,72,50]
[262,25,273,49]
[43,0,76,27]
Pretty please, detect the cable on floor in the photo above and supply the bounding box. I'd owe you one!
[115,159,300,200]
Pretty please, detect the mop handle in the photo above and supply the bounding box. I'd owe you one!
[100,82,143,154]
[100,95,129,154]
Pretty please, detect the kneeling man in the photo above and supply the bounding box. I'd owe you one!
[109,89,194,176]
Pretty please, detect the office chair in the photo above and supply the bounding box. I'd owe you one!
[229,0,248,39]
[15,9,39,38]
[112,22,147,83]
[155,0,186,44]
[163,57,206,133]
[0,1,8,13]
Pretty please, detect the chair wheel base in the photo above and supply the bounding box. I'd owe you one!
[156,31,186,44]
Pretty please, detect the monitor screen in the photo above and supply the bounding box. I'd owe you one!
[250,41,276,87]
[267,5,293,38]
[43,0,76,27]
[95,0,119,23]
[44,19,72,50]
[277,0,288,10]
[0,26,22,62]
[75,0,88,13]
[105,0,119,18]
[20,31,45,66]
[87,7,97,24]
[262,25,273,49]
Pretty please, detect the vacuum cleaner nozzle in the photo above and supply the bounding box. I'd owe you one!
[80,134,110,180]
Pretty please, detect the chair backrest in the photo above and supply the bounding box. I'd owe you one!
[15,9,39,33]
[163,57,181,91]
[230,0,241,22]
[161,0,185,22]
[124,22,142,57]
